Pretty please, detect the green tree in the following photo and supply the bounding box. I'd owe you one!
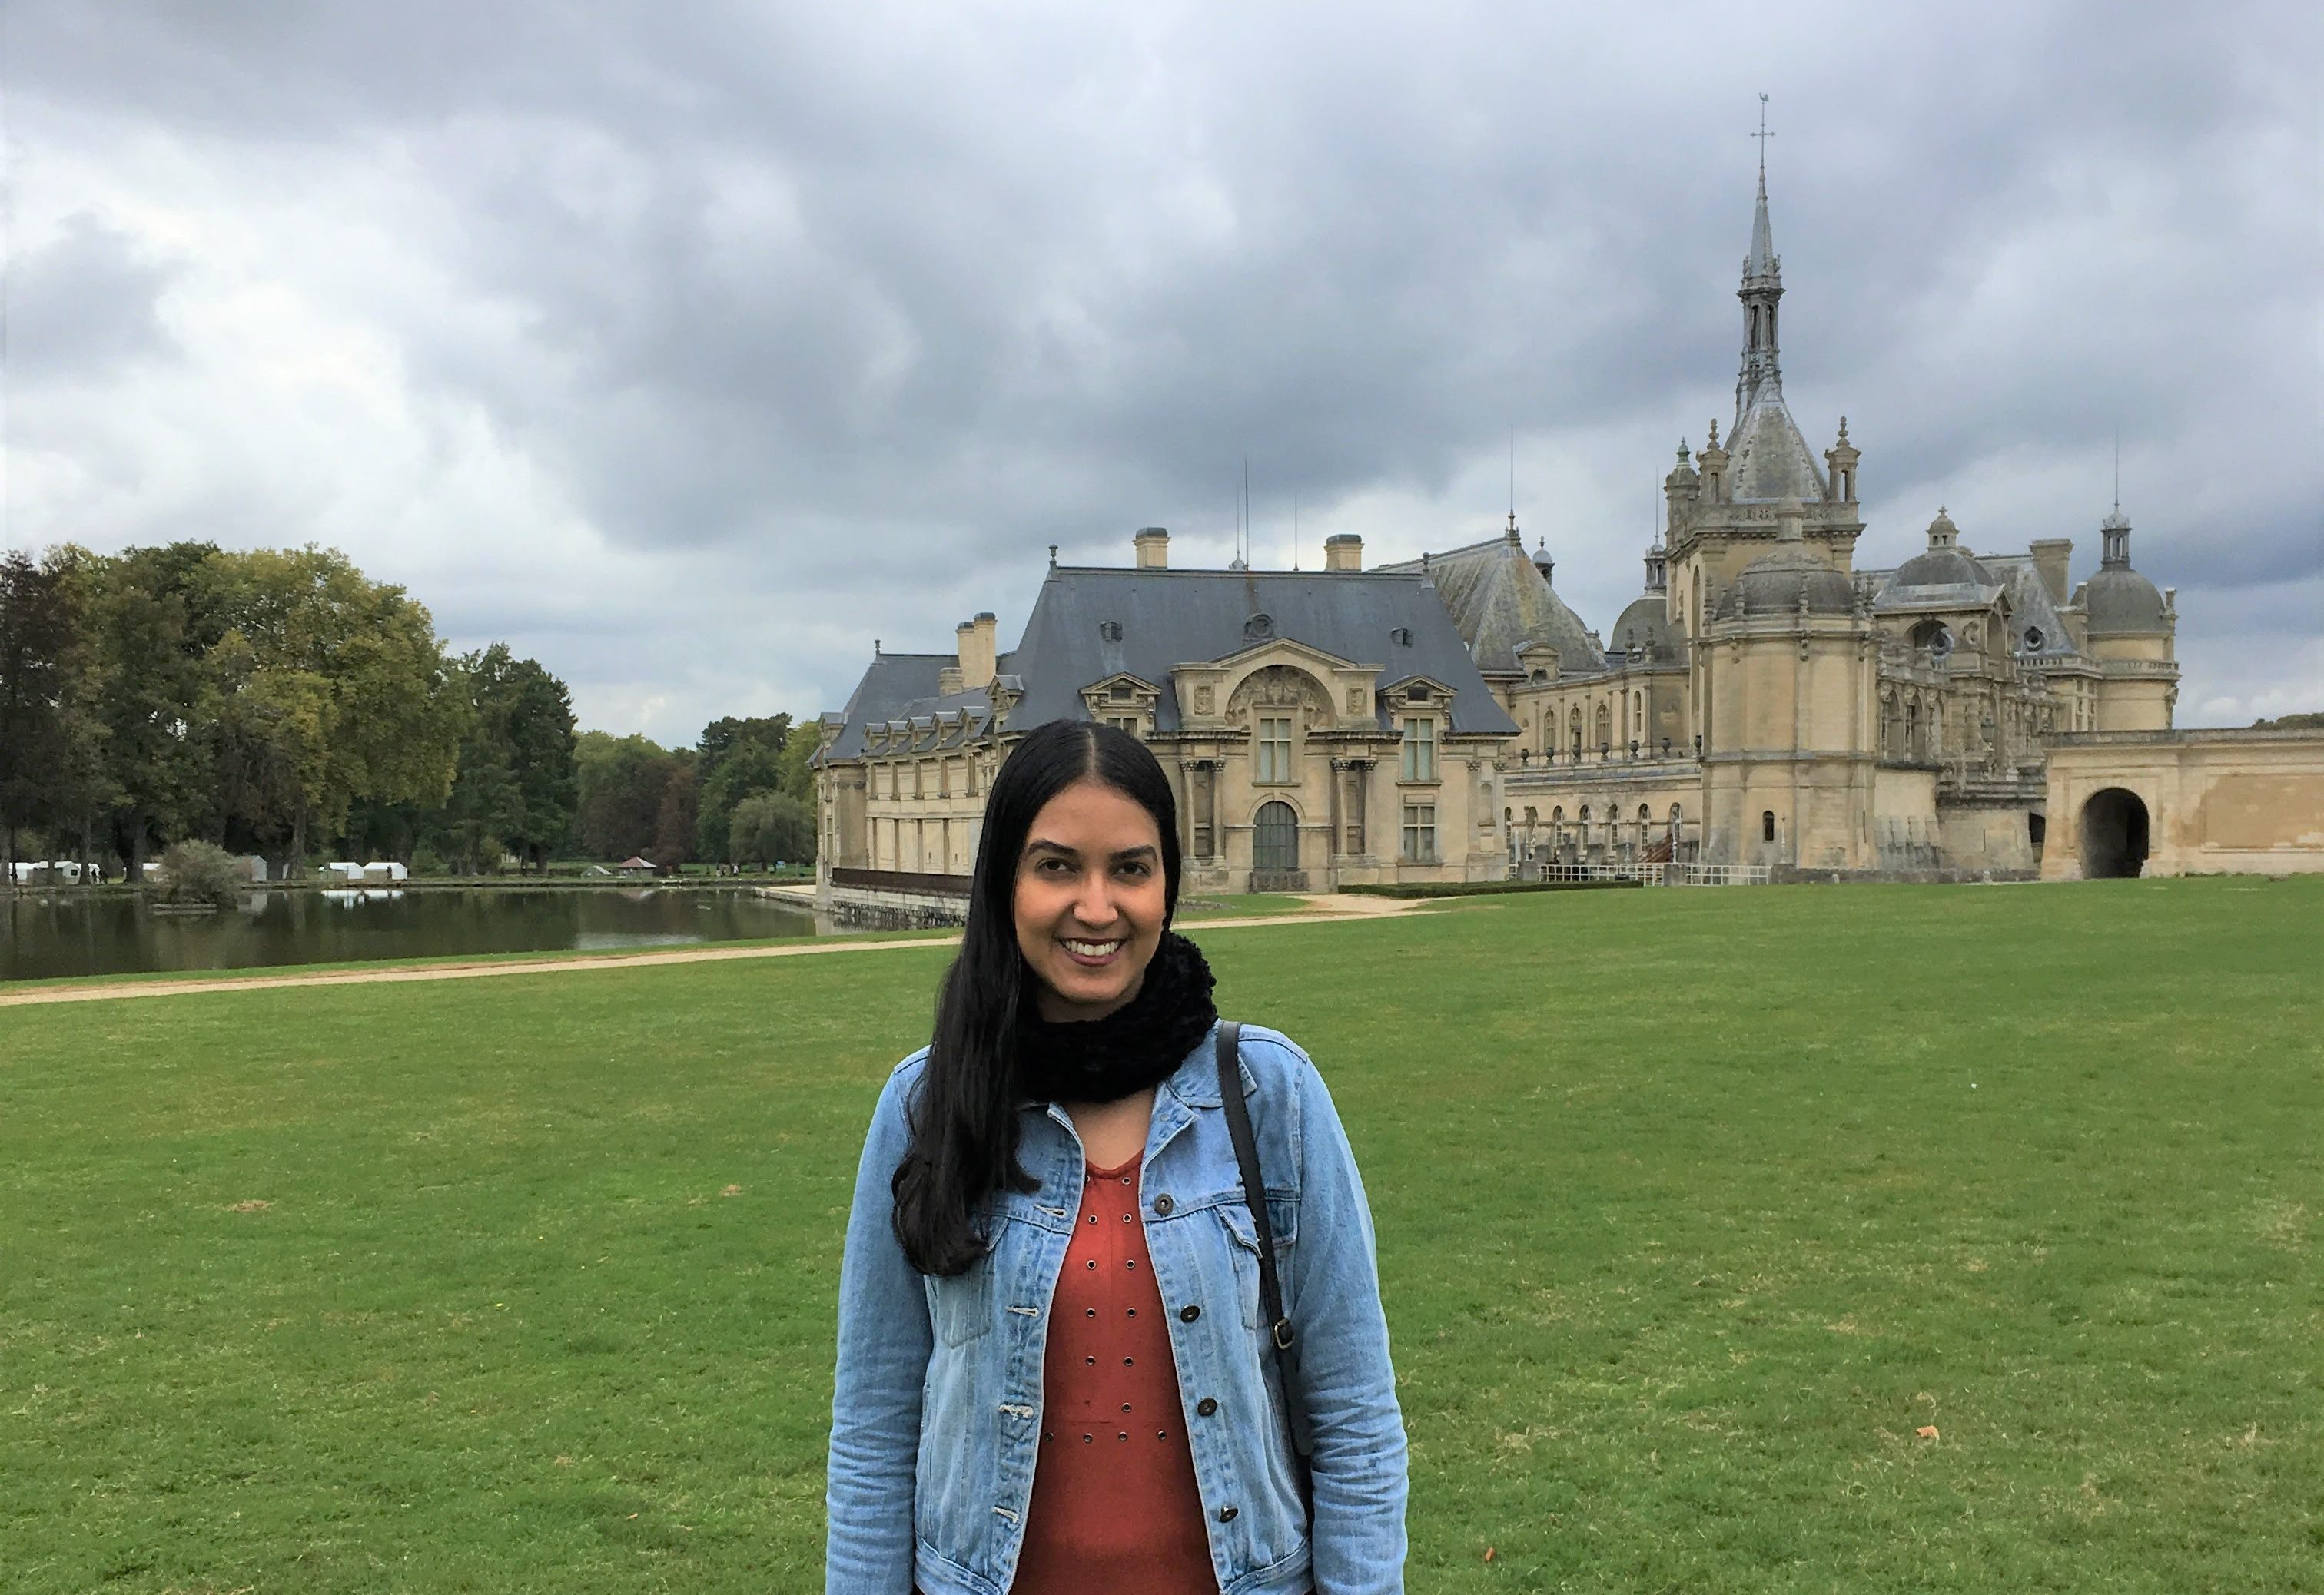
[0,551,78,873]
[75,544,233,880]
[727,790,815,867]
[501,655,577,869]
[424,645,573,874]
[778,723,820,803]
[227,547,462,869]
[575,732,682,860]
[653,762,699,866]
[696,718,790,863]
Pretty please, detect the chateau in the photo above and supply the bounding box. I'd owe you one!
[813,167,2317,906]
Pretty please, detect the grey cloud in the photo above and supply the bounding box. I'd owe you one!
[8,214,183,382]
[9,0,2319,741]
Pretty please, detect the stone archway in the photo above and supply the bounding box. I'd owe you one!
[2080,788,2150,879]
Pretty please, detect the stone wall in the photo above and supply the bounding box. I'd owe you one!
[2042,728,2324,879]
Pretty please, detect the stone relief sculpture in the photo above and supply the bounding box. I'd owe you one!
[1225,665,1333,728]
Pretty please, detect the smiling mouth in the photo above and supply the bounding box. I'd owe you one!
[1060,937,1125,965]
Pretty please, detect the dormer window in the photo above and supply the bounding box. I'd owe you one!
[1099,620,1123,642]
[1243,612,1274,643]
[1389,626,1413,646]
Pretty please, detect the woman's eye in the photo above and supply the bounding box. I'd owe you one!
[1115,861,1150,879]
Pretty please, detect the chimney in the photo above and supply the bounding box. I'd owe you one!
[1134,527,1169,569]
[1323,533,1363,572]
[937,665,964,695]
[956,612,998,689]
[2029,539,2073,605]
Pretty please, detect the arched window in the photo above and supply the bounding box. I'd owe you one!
[1594,703,1612,750]
[1762,810,1777,844]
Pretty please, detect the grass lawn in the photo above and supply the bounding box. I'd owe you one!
[2,877,2317,1592]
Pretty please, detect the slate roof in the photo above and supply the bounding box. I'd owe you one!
[1856,550,2088,662]
[1981,556,2083,659]
[1725,394,1829,503]
[822,653,1002,760]
[1004,565,1517,735]
[822,563,1519,757]
[1375,532,1607,676]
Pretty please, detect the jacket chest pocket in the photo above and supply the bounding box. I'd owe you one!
[925,1244,994,1348]
[1215,1199,1297,1332]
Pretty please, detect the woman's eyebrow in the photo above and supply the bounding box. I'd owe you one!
[1021,839,1077,859]
[1110,844,1160,863]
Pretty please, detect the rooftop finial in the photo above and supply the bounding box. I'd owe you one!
[1754,92,1773,185]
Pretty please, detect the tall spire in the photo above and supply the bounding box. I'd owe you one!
[1736,95,1784,426]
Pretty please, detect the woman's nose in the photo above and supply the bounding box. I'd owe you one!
[1072,870,1117,925]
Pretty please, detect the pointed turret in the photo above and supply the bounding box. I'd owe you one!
[1736,166,1785,422]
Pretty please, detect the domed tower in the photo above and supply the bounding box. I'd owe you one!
[2074,506,2178,730]
[1700,499,1877,869]
[1665,158,1866,784]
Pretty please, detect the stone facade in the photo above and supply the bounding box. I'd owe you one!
[2041,728,2324,879]
[1471,168,2185,878]
[812,166,2257,895]
[813,552,1520,901]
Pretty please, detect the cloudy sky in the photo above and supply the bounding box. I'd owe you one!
[5,0,2318,743]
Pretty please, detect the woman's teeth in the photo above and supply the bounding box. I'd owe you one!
[1063,939,1123,957]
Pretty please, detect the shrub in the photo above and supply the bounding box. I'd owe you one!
[156,841,247,908]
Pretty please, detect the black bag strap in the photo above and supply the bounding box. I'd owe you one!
[1215,1022,1315,1486]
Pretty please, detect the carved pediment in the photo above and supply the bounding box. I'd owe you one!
[1225,664,1333,728]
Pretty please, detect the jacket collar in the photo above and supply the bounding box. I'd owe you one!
[1160,1020,1251,1109]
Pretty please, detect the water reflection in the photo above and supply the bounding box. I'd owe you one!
[1,887,828,982]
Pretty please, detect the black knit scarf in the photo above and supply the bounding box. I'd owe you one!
[1014,930,1218,1105]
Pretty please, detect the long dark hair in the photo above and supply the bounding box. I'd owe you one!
[891,718,1182,1275]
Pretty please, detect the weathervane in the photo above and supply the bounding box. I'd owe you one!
[1753,92,1773,177]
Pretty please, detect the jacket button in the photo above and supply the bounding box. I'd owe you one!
[1180,1304,1200,1323]
[1217,1505,1238,1523]
[1196,1397,1217,1416]
[1153,1193,1174,1215]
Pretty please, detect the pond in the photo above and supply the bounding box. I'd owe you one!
[0,886,832,983]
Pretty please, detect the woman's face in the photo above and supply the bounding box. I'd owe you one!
[1013,778,1168,1022]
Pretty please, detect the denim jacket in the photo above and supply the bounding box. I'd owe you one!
[826,1023,1407,1595]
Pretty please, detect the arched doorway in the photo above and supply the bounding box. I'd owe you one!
[2080,788,2150,879]
[1252,801,1299,874]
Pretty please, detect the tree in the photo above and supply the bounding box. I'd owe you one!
[76,544,231,880]
[653,762,699,866]
[696,715,790,863]
[501,655,577,869]
[0,552,78,873]
[425,645,574,874]
[227,547,462,868]
[728,790,815,867]
[575,732,683,860]
[435,654,517,874]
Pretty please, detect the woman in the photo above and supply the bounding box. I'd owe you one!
[826,719,1406,1594]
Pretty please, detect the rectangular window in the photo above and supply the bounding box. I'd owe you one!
[1107,715,1140,736]
[1399,715,1437,781]
[1257,716,1293,784]
[1401,803,1437,863]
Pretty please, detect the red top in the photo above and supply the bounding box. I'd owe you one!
[1012,1153,1217,1594]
